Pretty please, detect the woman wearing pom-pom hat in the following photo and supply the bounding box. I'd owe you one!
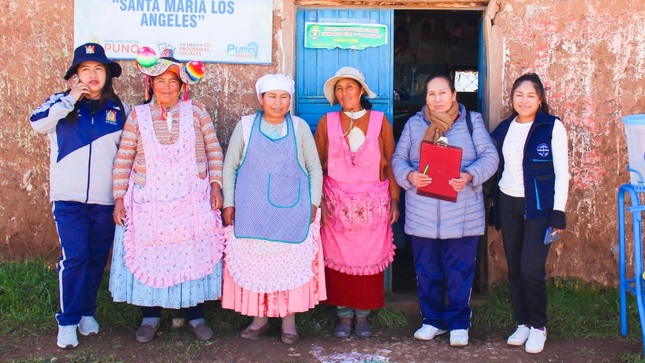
[109,47,225,343]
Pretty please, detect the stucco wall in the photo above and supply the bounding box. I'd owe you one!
[485,0,645,285]
[2,0,645,287]
[0,0,293,260]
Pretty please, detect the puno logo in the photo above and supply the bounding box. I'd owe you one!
[226,42,258,59]
[536,143,550,157]
[85,45,95,54]
[105,110,117,125]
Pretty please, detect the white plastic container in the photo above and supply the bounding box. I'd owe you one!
[622,114,645,185]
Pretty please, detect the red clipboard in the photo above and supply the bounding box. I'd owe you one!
[416,141,463,202]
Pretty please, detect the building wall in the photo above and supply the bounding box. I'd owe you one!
[485,0,645,285]
[2,0,645,287]
[0,0,293,260]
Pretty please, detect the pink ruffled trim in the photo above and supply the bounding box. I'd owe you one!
[223,216,321,293]
[323,234,396,276]
[122,210,226,289]
[221,236,327,317]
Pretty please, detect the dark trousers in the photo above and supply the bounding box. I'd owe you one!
[141,304,205,321]
[411,235,478,330]
[53,201,115,326]
[498,191,551,328]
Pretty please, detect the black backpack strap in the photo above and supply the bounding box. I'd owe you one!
[465,109,473,137]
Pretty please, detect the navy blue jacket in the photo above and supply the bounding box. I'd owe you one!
[30,93,127,205]
[490,112,558,228]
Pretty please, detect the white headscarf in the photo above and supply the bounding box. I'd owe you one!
[255,74,295,101]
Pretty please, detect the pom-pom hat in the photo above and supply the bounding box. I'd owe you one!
[323,66,376,106]
[135,47,205,85]
[64,43,122,80]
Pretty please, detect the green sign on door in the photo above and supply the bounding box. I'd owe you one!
[304,22,388,50]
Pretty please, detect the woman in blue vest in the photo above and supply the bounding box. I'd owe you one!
[490,73,570,354]
[29,43,126,349]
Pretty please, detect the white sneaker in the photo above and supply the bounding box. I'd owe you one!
[525,327,547,354]
[57,325,79,349]
[450,329,469,347]
[507,324,530,346]
[78,316,99,336]
[414,324,447,340]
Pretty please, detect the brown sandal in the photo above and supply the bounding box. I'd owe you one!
[281,330,299,344]
[240,322,269,339]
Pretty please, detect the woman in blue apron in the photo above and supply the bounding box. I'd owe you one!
[221,74,325,344]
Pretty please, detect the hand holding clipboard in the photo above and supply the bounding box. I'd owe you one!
[407,165,433,187]
[415,141,463,202]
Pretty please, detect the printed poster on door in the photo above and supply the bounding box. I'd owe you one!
[304,22,388,50]
[74,0,273,64]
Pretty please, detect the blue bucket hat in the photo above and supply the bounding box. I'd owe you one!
[64,43,122,80]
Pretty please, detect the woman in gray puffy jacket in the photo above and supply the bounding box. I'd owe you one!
[392,73,498,347]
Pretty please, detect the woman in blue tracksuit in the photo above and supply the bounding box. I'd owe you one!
[29,43,127,349]
[490,73,570,354]
[392,73,498,347]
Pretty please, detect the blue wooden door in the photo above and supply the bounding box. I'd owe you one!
[295,9,394,132]
[477,17,488,128]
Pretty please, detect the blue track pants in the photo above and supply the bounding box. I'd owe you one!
[411,235,478,330]
[53,201,115,326]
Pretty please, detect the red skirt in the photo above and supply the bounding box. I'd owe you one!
[324,267,384,310]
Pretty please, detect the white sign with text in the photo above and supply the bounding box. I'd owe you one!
[74,0,273,64]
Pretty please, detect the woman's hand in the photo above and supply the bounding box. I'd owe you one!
[68,77,90,101]
[222,206,235,226]
[320,199,332,226]
[310,204,318,224]
[113,198,126,226]
[389,199,400,225]
[449,172,473,193]
[210,183,223,210]
[407,171,432,188]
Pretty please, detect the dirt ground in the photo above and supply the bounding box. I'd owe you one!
[2,294,642,363]
[1,325,639,363]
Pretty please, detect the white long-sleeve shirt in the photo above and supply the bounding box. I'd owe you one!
[499,118,570,211]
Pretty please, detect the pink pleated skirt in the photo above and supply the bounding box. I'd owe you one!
[221,237,327,318]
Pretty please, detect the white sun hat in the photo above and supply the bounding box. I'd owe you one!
[323,66,376,106]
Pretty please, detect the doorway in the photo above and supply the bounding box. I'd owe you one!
[390,9,486,294]
[294,9,394,132]
[293,6,488,294]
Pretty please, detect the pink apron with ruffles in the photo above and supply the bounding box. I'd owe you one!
[321,111,394,276]
[122,101,224,288]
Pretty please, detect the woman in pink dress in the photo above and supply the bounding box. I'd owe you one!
[314,67,400,338]
[110,47,225,343]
